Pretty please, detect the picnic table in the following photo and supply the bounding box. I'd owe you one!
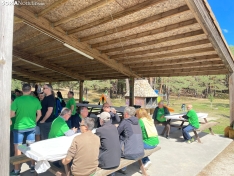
[164,113,218,142]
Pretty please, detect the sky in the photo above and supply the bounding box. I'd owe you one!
[208,0,234,46]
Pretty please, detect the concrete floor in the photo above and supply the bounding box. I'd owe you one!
[14,126,233,176]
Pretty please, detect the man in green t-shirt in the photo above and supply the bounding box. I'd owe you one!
[10,84,42,176]
[153,101,171,139]
[179,104,200,143]
[49,108,77,138]
[66,91,78,128]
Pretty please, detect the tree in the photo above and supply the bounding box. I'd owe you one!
[11,79,22,90]
[208,94,214,108]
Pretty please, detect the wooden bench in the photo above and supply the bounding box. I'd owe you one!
[193,121,219,143]
[10,155,67,176]
[64,146,161,176]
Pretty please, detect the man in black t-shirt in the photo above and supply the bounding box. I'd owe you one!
[38,84,55,140]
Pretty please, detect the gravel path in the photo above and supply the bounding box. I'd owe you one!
[197,140,234,176]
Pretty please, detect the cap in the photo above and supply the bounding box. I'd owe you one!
[100,112,111,122]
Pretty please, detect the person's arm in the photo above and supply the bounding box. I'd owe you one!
[40,107,53,123]
[70,105,74,113]
[62,138,77,165]
[36,110,42,122]
[114,113,121,123]
[10,111,15,118]
[64,128,77,136]
[164,107,170,116]
[182,115,189,119]
[117,120,125,135]
[152,108,158,120]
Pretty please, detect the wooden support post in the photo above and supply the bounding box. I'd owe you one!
[79,80,84,103]
[129,77,135,106]
[0,3,14,175]
[229,73,234,125]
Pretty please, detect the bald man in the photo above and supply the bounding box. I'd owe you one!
[179,104,200,143]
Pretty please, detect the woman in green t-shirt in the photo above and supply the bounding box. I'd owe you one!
[136,108,159,170]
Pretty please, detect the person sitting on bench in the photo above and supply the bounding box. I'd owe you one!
[103,103,121,125]
[48,108,77,139]
[62,117,100,176]
[179,104,200,143]
[153,101,171,139]
[136,108,159,170]
[117,106,144,173]
[95,112,121,176]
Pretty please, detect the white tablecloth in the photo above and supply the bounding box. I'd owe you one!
[165,113,208,120]
[18,129,96,173]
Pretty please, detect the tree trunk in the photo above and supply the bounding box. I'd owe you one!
[125,79,129,94]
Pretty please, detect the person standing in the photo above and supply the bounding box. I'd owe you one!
[66,91,78,128]
[102,103,121,125]
[10,84,42,176]
[179,104,200,143]
[39,84,55,140]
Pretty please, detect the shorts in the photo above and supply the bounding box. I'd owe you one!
[35,126,40,135]
[13,128,36,145]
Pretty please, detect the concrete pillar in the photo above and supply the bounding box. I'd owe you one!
[229,73,234,125]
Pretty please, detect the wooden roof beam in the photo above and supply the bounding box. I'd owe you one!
[36,0,69,17]
[91,18,197,48]
[12,75,32,83]
[141,70,229,77]
[44,50,75,60]
[67,0,166,34]
[111,39,210,59]
[13,49,87,80]
[120,47,215,64]
[129,54,220,67]
[102,29,204,53]
[13,66,54,82]
[14,6,138,78]
[54,0,115,27]
[34,45,64,55]
[80,5,190,41]
[13,31,41,46]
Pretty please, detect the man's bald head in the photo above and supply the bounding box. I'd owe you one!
[187,104,193,110]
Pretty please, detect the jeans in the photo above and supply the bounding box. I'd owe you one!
[182,125,195,140]
[13,128,36,144]
[39,122,52,140]
[142,143,156,165]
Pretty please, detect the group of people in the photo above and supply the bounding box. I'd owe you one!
[10,83,200,176]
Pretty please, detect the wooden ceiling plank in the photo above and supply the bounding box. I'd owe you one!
[102,29,204,53]
[14,7,138,78]
[67,0,166,34]
[23,38,54,51]
[129,54,220,67]
[120,47,215,64]
[54,0,115,27]
[111,39,210,59]
[80,5,189,41]
[44,50,75,60]
[37,0,69,17]
[91,19,197,48]
[12,75,32,82]
[13,31,41,46]
[34,45,64,55]
[13,49,87,80]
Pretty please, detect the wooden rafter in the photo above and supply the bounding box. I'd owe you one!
[36,0,69,17]
[120,47,215,63]
[14,16,23,23]
[129,54,220,67]
[140,70,229,77]
[22,38,54,51]
[91,19,197,48]
[13,49,87,80]
[13,31,41,46]
[14,7,138,78]
[111,39,210,59]
[44,50,75,60]
[134,62,224,71]
[102,29,204,53]
[67,0,166,34]
[54,0,115,27]
[12,75,32,82]
[13,66,54,82]
[80,5,190,42]
[13,22,25,32]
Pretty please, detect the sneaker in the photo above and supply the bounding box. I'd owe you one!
[10,170,20,176]
[190,138,195,142]
[166,135,170,139]
[186,140,191,144]
[30,165,35,173]
[117,168,127,174]
[144,161,152,170]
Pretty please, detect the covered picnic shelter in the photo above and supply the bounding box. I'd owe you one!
[1,0,234,175]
